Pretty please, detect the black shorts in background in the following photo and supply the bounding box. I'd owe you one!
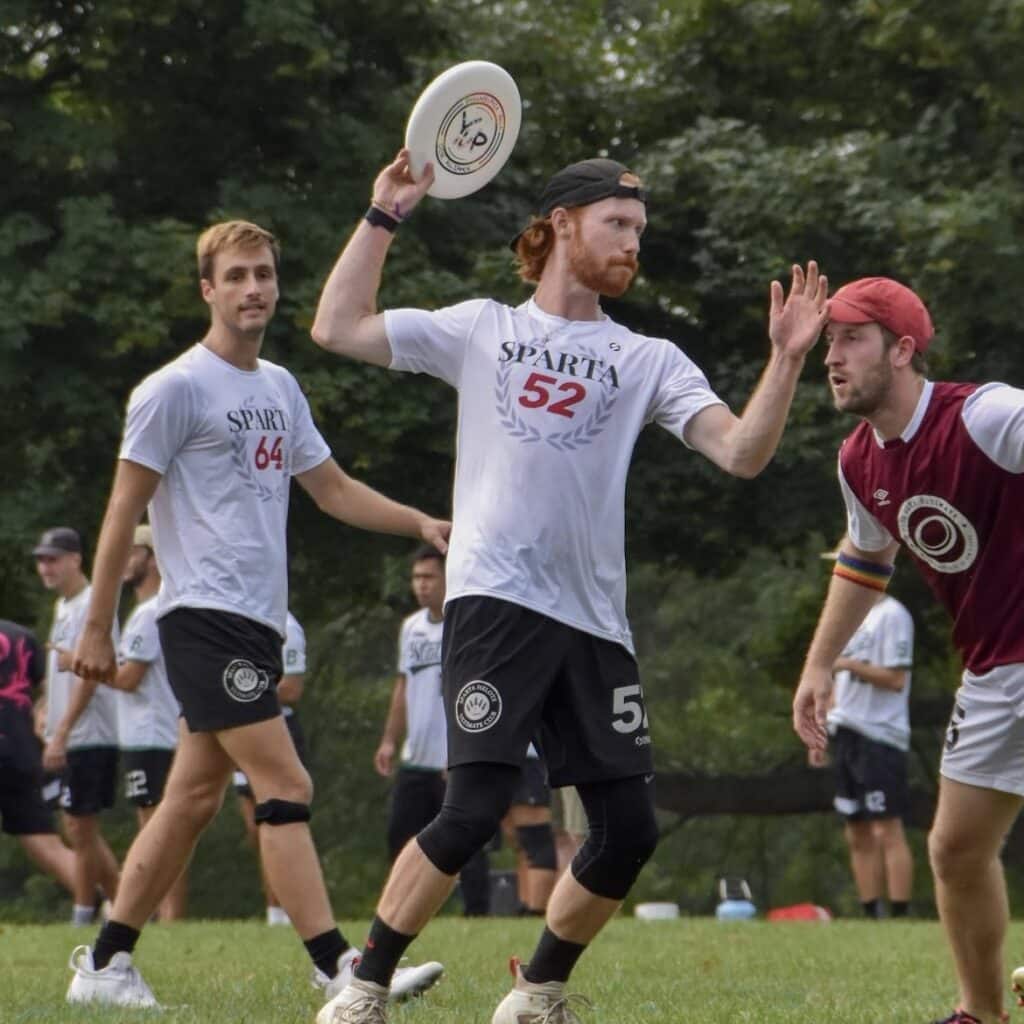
[512,757,550,807]
[60,747,119,817]
[123,748,175,807]
[158,608,282,733]
[0,736,57,835]
[442,596,653,787]
[832,724,909,821]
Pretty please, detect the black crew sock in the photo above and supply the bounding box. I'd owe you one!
[303,928,349,980]
[890,900,910,918]
[861,898,882,919]
[92,920,141,970]
[522,927,587,984]
[355,917,415,988]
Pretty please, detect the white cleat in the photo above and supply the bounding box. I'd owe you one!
[491,959,592,1024]
[1012,964,1024,1006]
[315,948,443,1004]
[316,978,388,1024]
[66,945,160,1009]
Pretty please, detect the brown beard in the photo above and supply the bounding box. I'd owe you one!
[569,234,638,298]
[832,357,894,416]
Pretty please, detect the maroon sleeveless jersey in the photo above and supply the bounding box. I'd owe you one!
[840,382,1024,674]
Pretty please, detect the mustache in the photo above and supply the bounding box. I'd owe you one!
[610,256,638,271]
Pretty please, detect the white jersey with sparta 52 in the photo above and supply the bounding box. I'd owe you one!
[386,297,724,652]
[119,344,331,636]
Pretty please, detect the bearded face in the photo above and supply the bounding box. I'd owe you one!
[563,198,644,298]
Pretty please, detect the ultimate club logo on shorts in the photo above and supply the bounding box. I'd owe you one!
[454,680,502,733]
[222,659,270,703]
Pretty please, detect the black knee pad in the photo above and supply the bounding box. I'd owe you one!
[517,823,557,871]
[571,776,659,900]
[253,799,311,826]
[417,763,521,876]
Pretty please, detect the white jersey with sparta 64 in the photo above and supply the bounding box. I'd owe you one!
[119,344,331,636]
[386,298,724,653]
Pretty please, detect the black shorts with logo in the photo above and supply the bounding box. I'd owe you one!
[58,747,119,817]
[158,608,282,733]
[832,724,909,821]
[442,596,653,787]
[0,729,57,835]
[123,748,176,808]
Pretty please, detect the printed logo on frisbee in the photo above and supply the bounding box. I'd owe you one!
[435,92,505,176]
[222,659,271,703]
[896,494,978,574]
[454,680,502,733]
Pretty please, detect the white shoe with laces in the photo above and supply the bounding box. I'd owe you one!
[66,945,160,1008]
[491,959,592,1024]
[315,948,444,1004]
[316,978,389,1024]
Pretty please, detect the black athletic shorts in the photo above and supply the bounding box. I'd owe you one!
[832,724,909,821]
[158,608,283,733]
[0,737,57,835]
[233,712,306,797]
[58,747,119,817]
[512,757,550,807]
[123,749,175,808]
[442,596,653,787]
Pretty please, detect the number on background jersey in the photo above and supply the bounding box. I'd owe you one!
[254,435,284,470]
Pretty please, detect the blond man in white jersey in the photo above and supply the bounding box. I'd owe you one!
[66,221,448,1010]
[312,153,828,1024]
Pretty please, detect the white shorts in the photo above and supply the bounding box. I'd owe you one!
[940,663,1024,797]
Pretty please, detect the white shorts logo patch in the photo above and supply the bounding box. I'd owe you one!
[222,659,270,703]
[897,494,978,574]
[455,680,502,733]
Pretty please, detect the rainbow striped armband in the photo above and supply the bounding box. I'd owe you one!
[833,552,894,592]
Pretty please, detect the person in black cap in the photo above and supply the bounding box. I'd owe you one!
[33,527,121,925]
[311,150,828,1024]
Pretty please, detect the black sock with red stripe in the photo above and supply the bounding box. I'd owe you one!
[522,927,587,984]
[354,917,415,987]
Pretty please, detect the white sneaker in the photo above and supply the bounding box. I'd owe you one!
[316,978,388,1024]
[316,948,444,1004]
[66,945,160,1008]
[491,959,592,1024]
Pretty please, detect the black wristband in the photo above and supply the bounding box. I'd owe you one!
[364,205,400,233]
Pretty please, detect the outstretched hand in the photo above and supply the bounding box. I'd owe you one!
[371,149,436,222]
[769,261,829,359]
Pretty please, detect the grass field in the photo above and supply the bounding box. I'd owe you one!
[3,916,1023,1023]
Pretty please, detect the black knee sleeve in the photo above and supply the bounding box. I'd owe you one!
[417,763,521,876]
[517,823,557,871]
[253,799,311,825]
[571,776,659,900]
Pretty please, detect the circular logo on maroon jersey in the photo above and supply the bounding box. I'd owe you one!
[897,494,978,574]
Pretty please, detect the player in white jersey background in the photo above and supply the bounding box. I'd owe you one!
[34,526,120,926]
[234,609,311,926]
[375,545,490,917]
[102,523,186,921]
[67,220,448,1010]
[312,152,828,1023]
[818,547,915,919]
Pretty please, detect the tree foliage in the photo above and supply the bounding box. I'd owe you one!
[3,0,1024,916]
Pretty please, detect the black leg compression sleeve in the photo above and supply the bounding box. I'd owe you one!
[517,823,557,870]
[571,775,659,900]
[417,763,521,876]
[253,799,311,825]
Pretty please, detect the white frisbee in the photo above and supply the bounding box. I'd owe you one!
[404,60,521,200]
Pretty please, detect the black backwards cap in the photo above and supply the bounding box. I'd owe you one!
[510,158,647,250]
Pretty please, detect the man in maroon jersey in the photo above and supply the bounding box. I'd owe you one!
[793,276,1024,1024]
